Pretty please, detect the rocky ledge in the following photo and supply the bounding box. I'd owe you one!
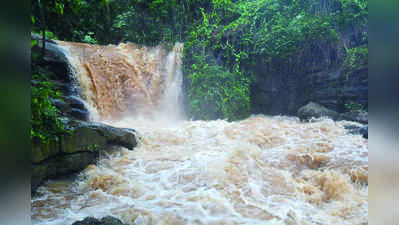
[71,216,127,225]
[31,118,138,192]
[31,33,140,193]
[297,101,368,139]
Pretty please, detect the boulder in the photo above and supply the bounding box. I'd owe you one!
[31,33,68,65]
[341,110,368,124]
[70,108,89,121]
[31,118,138,192]
[89,123,138,150]
[50,95,90,121]
[71,216,127,225]
[31,152,96,189]
[359,126,368,139]
[64,96,87,111]
[297,102,340,121]
[298,101,368,124]
[344,124,368,139]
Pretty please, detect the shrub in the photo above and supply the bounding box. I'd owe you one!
[184,42,250,121]
[31,74,64,143]
[344,101,364,112]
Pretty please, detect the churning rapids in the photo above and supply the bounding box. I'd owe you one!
[31,41,368,225]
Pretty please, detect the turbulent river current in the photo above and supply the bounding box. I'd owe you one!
[31,42,368,225]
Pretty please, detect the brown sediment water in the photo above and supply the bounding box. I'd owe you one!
[31,41,368,225]
[56,41,184,120]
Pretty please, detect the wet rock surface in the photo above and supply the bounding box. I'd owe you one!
[344,124,368,139]
[31,118,138,192]
[298,101,367,123]
[340,110,368,124]
[298,102,340,121]
[31,34,137,193]
[251,61,368,116]
[297,101,368,138]
[71,216,127,225]
[32,33,88,121]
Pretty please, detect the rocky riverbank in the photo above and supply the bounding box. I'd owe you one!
[297,101,368,138]
[31,118,138,192]
[31,34,139,193]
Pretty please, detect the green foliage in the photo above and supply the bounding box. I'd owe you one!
[344,45,368,71]
[32,0,211,45]
[184,41,250,121]
[35,30,58,40]
[30,0,368,120]
[344,101,364,112]
[83,32,98,44]
[31,74,64,143]
[31,39,37,48]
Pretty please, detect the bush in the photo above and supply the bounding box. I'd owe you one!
[344,101,364,112]
[31,74,65,143]
[344,45,368,71]
[184,42,250,121]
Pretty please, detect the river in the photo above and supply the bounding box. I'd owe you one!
[31,42,368,225]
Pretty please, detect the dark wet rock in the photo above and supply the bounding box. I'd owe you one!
[31,34,130,192]
[70,108,89,121]
[31,119,138,192]
[50,95,89,121]
[31,152,96,189]
[251,66,368,116]
[341,110,368,124]
[343,124,368,139]
[31,33,68,65]
[90,123,138,150]
[32,33,75,96]
[51,80,75,95]
[359,126,368,139]
[64,96,87,111]
[297,101,368,125]
[50,98,70,112]
[71,216,127,225]
[297,102,340,121]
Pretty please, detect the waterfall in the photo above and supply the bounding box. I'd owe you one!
[31,41,368,225]
[56,41,185,121]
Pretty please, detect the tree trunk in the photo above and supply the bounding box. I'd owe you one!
[39,0,45,61]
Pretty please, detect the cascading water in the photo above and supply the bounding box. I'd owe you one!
[31,41,368,225]
[56,41,185,121]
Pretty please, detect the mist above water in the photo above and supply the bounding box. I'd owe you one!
[31,41,368,225]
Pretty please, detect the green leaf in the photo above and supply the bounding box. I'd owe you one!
[31,39,37,48]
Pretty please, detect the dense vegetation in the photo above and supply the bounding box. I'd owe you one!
[31,0,368,140]
[31,48,66,143]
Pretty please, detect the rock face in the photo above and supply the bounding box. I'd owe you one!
[359,126,368,139]
[340,110,368,124]
[297,101,368,138]
[251,66,368,115]
[297,101,368,123]
[32,33,89,121]
[297,102,340,121]
[31,119,138,192]
[344,124,368,139]
[31,34,143,194]
[71,216,127,225]
[31,34,141,192]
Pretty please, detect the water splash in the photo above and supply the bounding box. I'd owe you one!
[31,41,367,225]
[32,116,367,225]
[56,41,185,121]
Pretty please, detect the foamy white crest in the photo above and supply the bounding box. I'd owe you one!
[32,41,367,225]
[32,116,368,225]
